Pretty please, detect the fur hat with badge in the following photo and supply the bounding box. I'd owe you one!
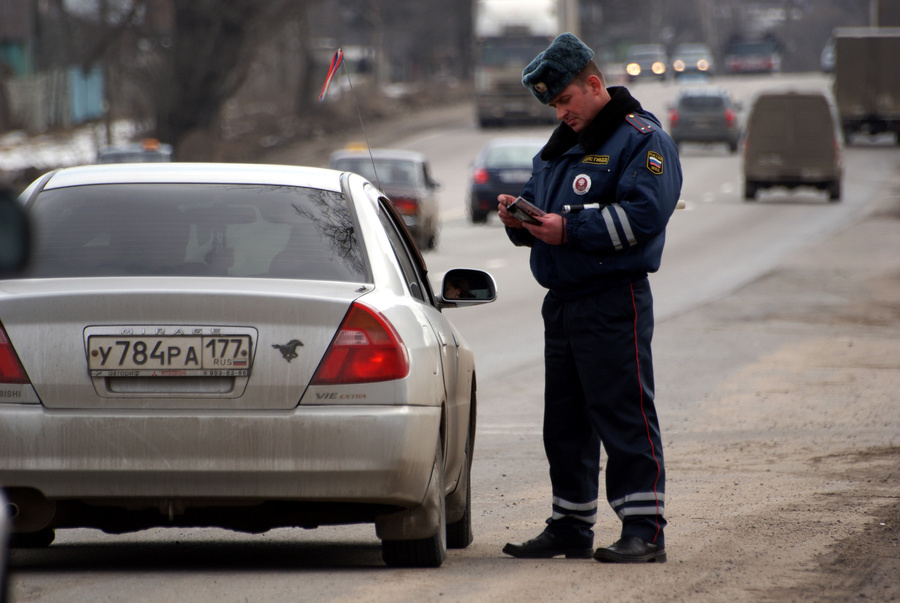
[522,33,595,105]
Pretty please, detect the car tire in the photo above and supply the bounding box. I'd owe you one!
[843,127,854,144]
[728,140,739,153]
[470,211,488,224]
[445,441,472,549]
[744,181,758,201]
[9,528,55,549]
[381,445,447,568]
[447,386,476,549]
[828,181,841,202]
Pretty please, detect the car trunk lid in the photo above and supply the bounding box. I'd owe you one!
[0,277,365,410]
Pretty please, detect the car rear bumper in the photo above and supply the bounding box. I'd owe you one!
[0,405,440,505]
[673,129,739,143]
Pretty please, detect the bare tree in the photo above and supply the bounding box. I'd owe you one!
[51,0,313,158]
[153,0,310,157]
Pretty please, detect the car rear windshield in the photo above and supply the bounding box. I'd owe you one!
[679,96,726,111]
[23,183,367,281]
[728,41,778,56]
[750,96,832,135]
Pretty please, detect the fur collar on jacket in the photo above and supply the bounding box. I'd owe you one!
[540,86,643,161]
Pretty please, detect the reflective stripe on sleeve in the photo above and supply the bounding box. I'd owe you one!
[611,203,637,247]
[600,206,623,250]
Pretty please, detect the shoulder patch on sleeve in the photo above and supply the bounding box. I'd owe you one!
[647,151,664,174]
[625,113,654,134]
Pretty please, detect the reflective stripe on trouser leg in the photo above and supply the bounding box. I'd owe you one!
[552,496,598,524]
[542,291,601,525]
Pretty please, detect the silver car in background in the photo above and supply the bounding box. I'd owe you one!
[329,148,441,251]
[0,163,496,568]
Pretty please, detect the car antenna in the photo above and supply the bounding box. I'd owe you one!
[318,47,381,189]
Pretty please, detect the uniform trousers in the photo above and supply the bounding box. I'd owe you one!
[541,277,666,547]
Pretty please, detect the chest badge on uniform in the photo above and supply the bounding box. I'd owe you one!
[646,151,664,175]
[582,155,609,165]
[573,173,592,195]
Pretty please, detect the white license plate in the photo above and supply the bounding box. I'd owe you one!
[88,335,252,377]
[499,170,532,183]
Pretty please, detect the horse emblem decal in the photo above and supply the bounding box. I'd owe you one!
[272,339,304,362]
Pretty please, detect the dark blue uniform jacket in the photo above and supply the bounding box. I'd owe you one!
[507,87,683,299]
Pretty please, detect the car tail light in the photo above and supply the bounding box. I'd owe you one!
[473,168,490,185]
[311,303,410,385]
[668,109,679,127]
[0,323,29,384]
[724,108,736,125]
[391,197,419,216]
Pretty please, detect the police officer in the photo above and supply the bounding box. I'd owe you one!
[499,33,682,563]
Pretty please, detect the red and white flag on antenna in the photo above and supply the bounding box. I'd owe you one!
[318,48,344,102]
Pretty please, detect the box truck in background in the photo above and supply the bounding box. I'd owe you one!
[833,27,900,144]
[473,0,579,128]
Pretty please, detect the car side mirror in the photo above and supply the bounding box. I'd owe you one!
[0,190,30,276]
[437,268,497,308]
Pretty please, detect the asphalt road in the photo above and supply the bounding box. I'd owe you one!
[7,74,900,602]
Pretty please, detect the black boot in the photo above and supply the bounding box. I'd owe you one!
[503,528,593,559]
[593,536,666,563]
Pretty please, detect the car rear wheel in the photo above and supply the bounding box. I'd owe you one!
[9,528,55,548]
[828,180,841,202]
[447,386,476,549]
[381,445,447,568]
[445,460,471,548]
[470,211,488,224]
[744,180,758,201]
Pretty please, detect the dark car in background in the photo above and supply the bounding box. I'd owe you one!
[668,86,742,153]
[724,39,782,74]
[625,44,669,81]
[329,148,441,250]
[743,90,843,201]
[468,137,545,223]
[671,43,715,79]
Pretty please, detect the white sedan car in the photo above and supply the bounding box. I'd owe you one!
[0,163,496,568]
